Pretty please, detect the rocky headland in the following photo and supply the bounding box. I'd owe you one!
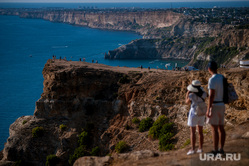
[0,60,248,166]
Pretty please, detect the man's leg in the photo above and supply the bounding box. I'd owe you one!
[218,125,226,150]
[211,125,219,151]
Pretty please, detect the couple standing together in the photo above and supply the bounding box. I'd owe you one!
[185,61,226,155]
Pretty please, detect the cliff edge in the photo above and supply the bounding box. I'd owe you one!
[0,60,248,166]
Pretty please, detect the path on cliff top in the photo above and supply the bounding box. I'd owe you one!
[113,121,249,166]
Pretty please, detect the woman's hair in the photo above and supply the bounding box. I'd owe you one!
[192,85,204,98]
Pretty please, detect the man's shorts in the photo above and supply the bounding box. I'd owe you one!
[206,104,225,125]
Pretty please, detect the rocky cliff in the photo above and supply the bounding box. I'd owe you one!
[5,9,181,37]
[0,9,228,38]
[2,8,247,66]
[107,28,249,68]
[0,60,248,166]
[189,29,249,69]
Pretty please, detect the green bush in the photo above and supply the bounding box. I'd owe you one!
[22,120,27,125]
[152,115,169,128]
[78,131,90,146]
[139,117,153,132]
[132,117,140,124]
[159,122,174,137]
[32,127,44,138]
[159,132,174,151]
[69,145,88,165]
[46,154,59,166]
[148,125,161,139]
[59,124,67,131]
[181,139,191,148]
[115,141,128,153]
[148,115,170,139]
[90,146,100,156]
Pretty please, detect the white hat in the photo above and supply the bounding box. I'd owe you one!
[187,80,201,92]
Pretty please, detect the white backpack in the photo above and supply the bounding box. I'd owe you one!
[195,96,207,116]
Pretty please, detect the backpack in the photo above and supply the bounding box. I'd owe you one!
[223,76,238,104]
[195,96,207,116]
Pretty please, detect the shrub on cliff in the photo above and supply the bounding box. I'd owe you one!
[22,120,28,125]
[78,131,90,146]
[90,146,100,156]
[148,115,170,139]
[181,138,191,148]
[32,127,44,138]
[159,122,174,137]
[46,154,59,166]
[159,132,174,151]
[59,124,67,131]
[132,117,140,124]
[69,145,89,165]
[139,117,153,132]
[115,141,128,153]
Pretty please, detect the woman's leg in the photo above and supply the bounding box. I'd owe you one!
[197,126,203,150]
[190,126,196,150]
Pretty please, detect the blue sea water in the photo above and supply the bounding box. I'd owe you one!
[0,15,189,150]
[2,0,247,150]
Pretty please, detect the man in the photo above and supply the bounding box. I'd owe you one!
[206,61,226,155]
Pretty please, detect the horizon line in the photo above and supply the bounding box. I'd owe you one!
[1,0,249,3]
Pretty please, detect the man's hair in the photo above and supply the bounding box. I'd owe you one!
[208,61,218,72]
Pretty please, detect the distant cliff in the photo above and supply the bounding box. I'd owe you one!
[0,8,226,38]
[0,8,248,67]
[0,9,181,37]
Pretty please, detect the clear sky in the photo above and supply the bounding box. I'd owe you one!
[0,0,247,3]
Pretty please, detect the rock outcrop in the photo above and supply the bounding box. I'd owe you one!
[1,60,248,166]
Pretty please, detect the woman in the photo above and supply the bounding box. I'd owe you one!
[185,80,207,155]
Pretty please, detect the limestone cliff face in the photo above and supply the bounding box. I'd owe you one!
[106,38,195,60]
[171,18,225,37]
[216,29,249,48]
[106,39,161,59]
[2,60,125,166]
[1,60,248,166]
[18,10,182,36]
[190,29,249,69]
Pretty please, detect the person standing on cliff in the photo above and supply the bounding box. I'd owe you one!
[206,61,226,155]
[185,80,207,155]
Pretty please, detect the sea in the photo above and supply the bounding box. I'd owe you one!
[0,1,248,150]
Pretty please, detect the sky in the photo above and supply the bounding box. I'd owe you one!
[0,0,247,3]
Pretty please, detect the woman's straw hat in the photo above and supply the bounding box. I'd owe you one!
[187,80,201,92]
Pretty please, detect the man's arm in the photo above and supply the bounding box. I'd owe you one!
[207,89,215,118]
